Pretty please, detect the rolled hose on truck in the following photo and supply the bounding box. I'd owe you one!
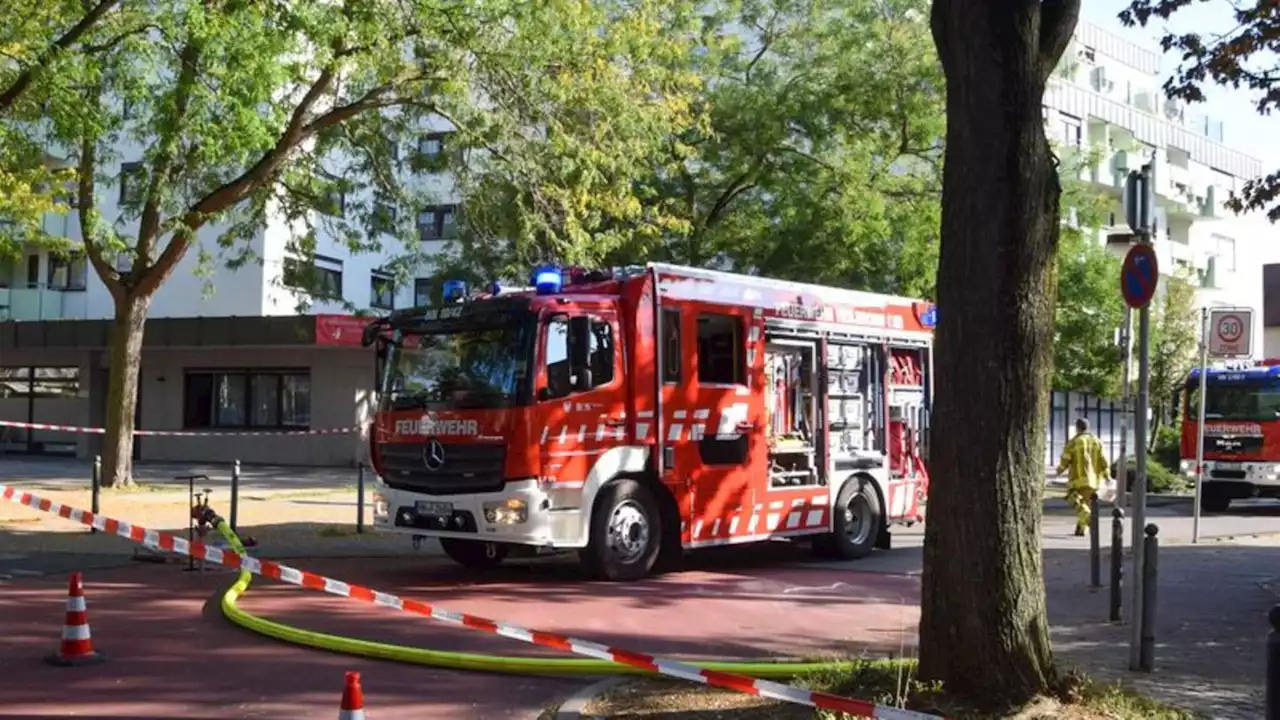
[212,520,851,679]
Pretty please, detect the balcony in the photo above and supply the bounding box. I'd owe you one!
[0,285,89,321]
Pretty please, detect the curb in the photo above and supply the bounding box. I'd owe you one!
[551,677,628,720]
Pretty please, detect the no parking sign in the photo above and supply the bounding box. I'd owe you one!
[1208,308,1254,359]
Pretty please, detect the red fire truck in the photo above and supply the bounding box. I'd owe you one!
[362,263,936,581]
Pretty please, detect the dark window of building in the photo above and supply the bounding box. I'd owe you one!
[371,272,395,310]
[282,255,343,300]
[183,370,311,429]
[417,204,458,241]
[119,162,144,205]
[413,278,431,307]
[1264,264,1280,327]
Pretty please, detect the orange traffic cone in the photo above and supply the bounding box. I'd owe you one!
[339,671,366,719]
[44,572,105,666]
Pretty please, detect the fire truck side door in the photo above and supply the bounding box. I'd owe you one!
[683,307,765,545]
[533,305,627,489]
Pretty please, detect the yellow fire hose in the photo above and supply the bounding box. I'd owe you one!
[213,520,859,679]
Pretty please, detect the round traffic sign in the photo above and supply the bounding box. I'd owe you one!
[1120,243,1159,309]
[1216,313,1244,343]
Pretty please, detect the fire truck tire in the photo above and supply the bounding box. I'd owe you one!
[439,538,510,568]
[580,479,662,582]
[813,476,882,560]
[1201,486,1231,513]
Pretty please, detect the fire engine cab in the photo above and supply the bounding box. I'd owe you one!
[362,263,935,581]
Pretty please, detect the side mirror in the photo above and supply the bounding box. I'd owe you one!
[361,319,384,348]
[374,336,389,360]
[573,368,593,392]
[538,386,554,401]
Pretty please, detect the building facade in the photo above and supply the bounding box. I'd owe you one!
[1044,21,1270,343]
[1039,20,1271,465]
[0,129,466,467]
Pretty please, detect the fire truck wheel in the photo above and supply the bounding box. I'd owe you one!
[581,479,662,582]
[439,538,509,568]
[814,477,882,560]
[1201,486,1231,513]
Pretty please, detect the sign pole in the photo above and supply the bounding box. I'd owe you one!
[1192,307,1209,544]
[1123,162,1156,671]
[1117,306,1133,511]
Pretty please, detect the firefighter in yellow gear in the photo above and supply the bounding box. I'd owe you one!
[1056,418,1110,536]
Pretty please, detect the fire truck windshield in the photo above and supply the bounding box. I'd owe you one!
[1186,378,1280,421]
[383,320,534,411]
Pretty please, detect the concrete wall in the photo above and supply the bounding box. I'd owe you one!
[137,347,375,466]
[0,346,374,467]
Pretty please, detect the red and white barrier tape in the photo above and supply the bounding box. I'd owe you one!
[0,483,942,720]
[0,419,357,437]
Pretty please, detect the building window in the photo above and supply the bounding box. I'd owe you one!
[696,314,744,385]
[417,204,457,241]
[661,308,681,383]
[1213,234,1236,273]
[282,255,343,299]
[47,253,87,290]
[320,189,345,217]
[119,162,144,205]
[417,132,451,157]
[371,272,395,310]
[1059,114,1082,147]
[413,278,431,307]
[372,203,397,235]
[183,370,311,429]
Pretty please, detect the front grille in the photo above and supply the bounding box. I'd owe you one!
[1204,435,1263,455]
[377,442,506,495]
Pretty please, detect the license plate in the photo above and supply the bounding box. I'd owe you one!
[1214,462,1242,471]
[415,501,453,518]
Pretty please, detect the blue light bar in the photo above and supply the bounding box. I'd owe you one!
[532,265,561,295]
[442,279,468,302]
[488,281,502,295]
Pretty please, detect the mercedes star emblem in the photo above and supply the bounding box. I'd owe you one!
[422,439,446,471]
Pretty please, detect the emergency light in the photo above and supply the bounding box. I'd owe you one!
[442,279,468,302]
[533,265,562,295]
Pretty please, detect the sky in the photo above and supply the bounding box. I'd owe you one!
[1080,0,1279,172]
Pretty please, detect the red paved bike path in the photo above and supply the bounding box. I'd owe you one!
[0,557,919,718]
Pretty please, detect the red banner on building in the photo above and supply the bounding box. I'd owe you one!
[314,315,369,347]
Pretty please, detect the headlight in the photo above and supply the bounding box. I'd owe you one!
[483,498,528,525]
[372,492,389,517]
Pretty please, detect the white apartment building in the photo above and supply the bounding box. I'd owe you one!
[1044,21,1270,336]
[1041,20,1273,463]
[0,128,464,467]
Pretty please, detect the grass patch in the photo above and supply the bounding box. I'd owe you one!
[802,659,1199,720]
[575,658,1201,719]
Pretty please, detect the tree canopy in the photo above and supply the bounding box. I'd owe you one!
[447,0,945,297]
[2,0,708,485]
[1119,0,1279,221]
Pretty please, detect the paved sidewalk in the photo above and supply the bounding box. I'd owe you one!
[0,456,425,560]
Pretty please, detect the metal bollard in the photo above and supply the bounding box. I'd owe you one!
[1109,507,1125,622]
[229,460,240,533]
[1089,493,1101,588]
[1139,523,1159,671]
[356,464,366,534]
[90,455,101,534]
[1268,605,1280,720]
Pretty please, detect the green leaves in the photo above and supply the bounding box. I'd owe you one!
[1052,144,1126,397]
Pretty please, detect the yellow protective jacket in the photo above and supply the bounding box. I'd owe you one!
[1056,431,1109,490]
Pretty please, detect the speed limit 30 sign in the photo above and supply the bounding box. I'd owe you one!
[1208,307,1255,358]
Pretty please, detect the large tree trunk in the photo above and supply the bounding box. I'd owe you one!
[918,0,1078,709]
[100,292,152,488]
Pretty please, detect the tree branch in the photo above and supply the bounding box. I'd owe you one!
[77,131,123,301]
[0,0,122,112]
[1038,0,1081,86]
[134,37,202,296]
